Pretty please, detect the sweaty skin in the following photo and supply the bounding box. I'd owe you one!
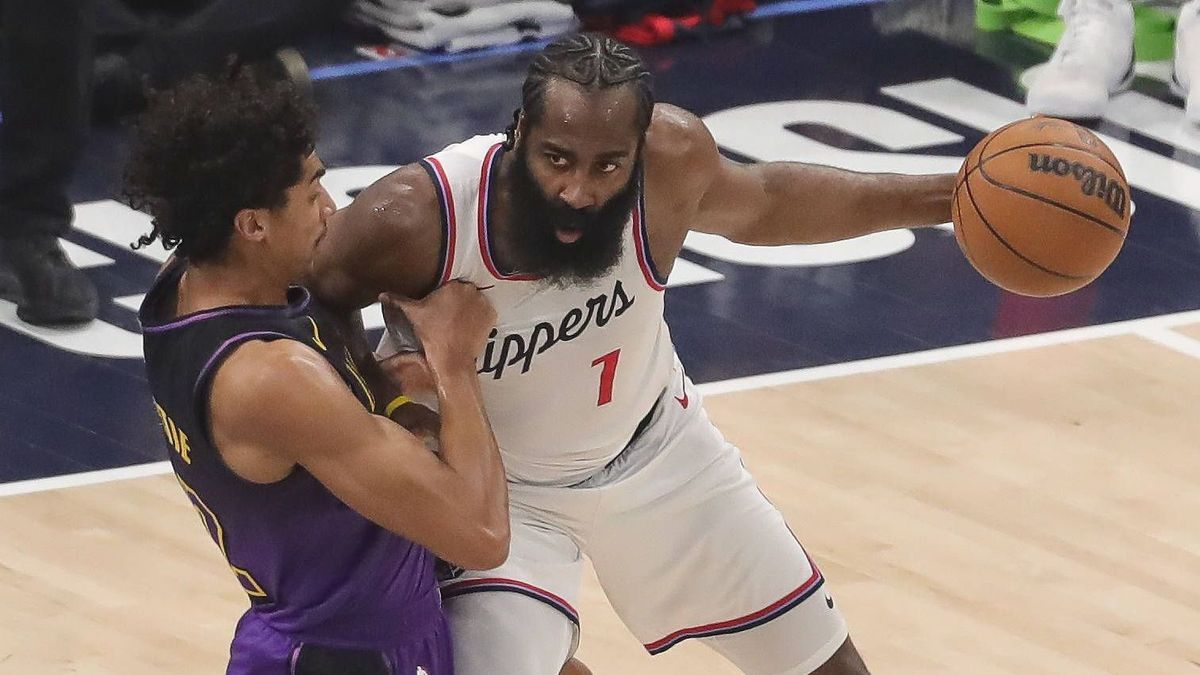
[309,83,944,675]
[310,97,954,312]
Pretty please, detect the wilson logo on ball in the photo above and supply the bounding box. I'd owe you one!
[1027,154,1127,217]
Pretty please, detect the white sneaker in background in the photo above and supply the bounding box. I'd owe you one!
[1172,0,1200,125]
[1026,0,1135,119]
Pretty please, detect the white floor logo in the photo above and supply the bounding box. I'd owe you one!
[4,76,1195,360]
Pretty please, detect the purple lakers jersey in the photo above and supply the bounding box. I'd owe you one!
[139,260,441,648]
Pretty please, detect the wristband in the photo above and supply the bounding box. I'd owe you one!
[384,395,413,418]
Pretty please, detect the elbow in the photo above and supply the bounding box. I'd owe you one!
[478,519,511,569]
[462,521,510,570]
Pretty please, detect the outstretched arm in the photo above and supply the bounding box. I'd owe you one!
[649,105,955,246]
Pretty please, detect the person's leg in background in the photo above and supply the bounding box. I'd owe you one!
[93,0,339,120]
[1025,0,1135,119]
[0,0,100,325]
[1026,0,1200,125]
[1175,0,1200,123]
[135,0,344,88]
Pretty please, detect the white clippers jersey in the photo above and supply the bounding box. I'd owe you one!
[419,134,676,486]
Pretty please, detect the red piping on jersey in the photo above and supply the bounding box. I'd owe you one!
[441,576,579,623]
[478,143,538,281]
[425,156,457,286]
[632,188,667,292]
[642,553,824,654]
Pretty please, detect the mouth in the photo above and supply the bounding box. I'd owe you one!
[555,226,583,244]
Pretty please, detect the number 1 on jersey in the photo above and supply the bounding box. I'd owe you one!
[591,349,621,406]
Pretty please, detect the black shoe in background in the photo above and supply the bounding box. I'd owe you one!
[1,235,99,326]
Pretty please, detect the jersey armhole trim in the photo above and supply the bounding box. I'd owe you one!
[633,176,668,292]
[420,157,457,287]
[191,331,295,465]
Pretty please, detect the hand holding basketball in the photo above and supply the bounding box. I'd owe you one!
[951,117,1132,297]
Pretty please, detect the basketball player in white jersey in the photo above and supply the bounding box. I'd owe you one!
[312,33,956,675]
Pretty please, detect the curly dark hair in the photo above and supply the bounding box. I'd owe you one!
[505,33,654,148]
[123,68,316,264]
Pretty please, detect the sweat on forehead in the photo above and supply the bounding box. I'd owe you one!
[527,78,642,133]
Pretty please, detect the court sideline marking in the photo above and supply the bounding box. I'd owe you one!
[5,309,1200,498]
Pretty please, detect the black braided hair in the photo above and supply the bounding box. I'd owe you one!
[505,33,654,148]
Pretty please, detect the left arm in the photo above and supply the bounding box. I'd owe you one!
[332,306,441,442]
[650,105,955,246]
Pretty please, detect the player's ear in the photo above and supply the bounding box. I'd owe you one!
[515,110,527,144]
[233,207,268,243]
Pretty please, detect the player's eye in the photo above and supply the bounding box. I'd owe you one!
[545,153,568,168]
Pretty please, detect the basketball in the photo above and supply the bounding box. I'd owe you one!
[952,116,1132,297]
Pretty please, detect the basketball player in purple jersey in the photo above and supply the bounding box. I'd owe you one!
[313,34,957,675]
[131,69,510,674]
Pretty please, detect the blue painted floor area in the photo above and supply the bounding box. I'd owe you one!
[6,0,1199,481]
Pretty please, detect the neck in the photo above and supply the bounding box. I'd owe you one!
[177,256,289,315]
[489,150,521,271]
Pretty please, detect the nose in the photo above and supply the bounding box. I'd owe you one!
[558,178,597,211]
[319,188,336,220]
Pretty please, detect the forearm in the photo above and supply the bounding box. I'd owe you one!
[429,368,508,533]
[747,164,955,245]
[326,308,440,440]
[332,308,406,409]
[344,312,400,400]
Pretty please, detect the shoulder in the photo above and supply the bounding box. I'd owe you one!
[645,105,717,165]
[208,337,368,471]
[209,339,351,442]
[213,339,340,408]
[644,104,720,197]
[342,133,508,238]
[310,162,446,305]
[350,163,443,241]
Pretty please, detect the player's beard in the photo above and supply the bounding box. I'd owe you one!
[506,144,639,288]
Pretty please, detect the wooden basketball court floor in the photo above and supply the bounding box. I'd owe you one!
[5,0,1200,672]
[3,313,1198,674]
